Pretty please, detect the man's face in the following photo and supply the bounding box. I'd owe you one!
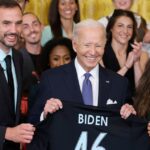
[22,14,42,45]
[0,7,22,52]
[73,27,106,72]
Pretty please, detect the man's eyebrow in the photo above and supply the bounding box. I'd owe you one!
[17,20,22,23]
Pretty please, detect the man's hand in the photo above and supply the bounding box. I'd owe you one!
[43,98,63,118]
[120,103,136,119]
[5,123,35,143]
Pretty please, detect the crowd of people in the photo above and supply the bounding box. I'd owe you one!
[0,0,150,150]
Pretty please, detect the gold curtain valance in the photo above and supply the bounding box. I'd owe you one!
[25,0,150,25]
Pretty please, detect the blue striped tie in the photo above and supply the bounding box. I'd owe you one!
[82,73,93,105]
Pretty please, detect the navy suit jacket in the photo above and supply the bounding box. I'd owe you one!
[0,49,22,150]
[29,61,131,124]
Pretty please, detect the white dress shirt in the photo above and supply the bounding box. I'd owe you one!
[40,58,100,121]
[75,58,99,106]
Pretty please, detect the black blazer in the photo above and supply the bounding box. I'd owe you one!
[29,61,131,124]
[20,48,35,92]
[0,49,22,150]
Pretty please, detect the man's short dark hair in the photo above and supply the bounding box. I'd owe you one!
[0,0,22,12]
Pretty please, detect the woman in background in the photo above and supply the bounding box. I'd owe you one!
[102,9,149,95]
[98,0,148,43]
[134,59,150,119]
[41,0,80,46]
[98,0,134,27]
[41,37,76,71]
[134,60,150,136]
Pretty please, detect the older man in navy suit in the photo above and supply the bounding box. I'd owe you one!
[29,19,136,125]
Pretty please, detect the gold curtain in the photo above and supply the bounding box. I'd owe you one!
[25,0,51,25]
[134,0,150,23]
[79,0,113,20]
[25,0,150,25]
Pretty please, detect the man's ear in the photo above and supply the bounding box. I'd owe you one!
[41,23,45,31]
[72,39,77,52]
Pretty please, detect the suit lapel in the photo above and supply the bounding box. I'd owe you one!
[64,61,83,104]
[98,66,111,107]
[0,64,14,116]
[63,63,112,106]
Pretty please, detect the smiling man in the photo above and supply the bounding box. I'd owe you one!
[0,1,35,150]
[0,3,22,52]
[20,12,43,111]
[28,19,136,125]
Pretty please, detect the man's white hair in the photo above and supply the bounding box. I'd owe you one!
[73,19,106,41]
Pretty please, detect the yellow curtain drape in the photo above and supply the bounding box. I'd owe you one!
[134,0,150,23]
[25,0,150,25]
[79,0,113,20]
[25,0,51,25]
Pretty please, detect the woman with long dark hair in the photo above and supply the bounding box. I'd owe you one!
[41,0,80,46]
[102,9,149,95]
[134,59,150,119]
[134,59,150,136]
